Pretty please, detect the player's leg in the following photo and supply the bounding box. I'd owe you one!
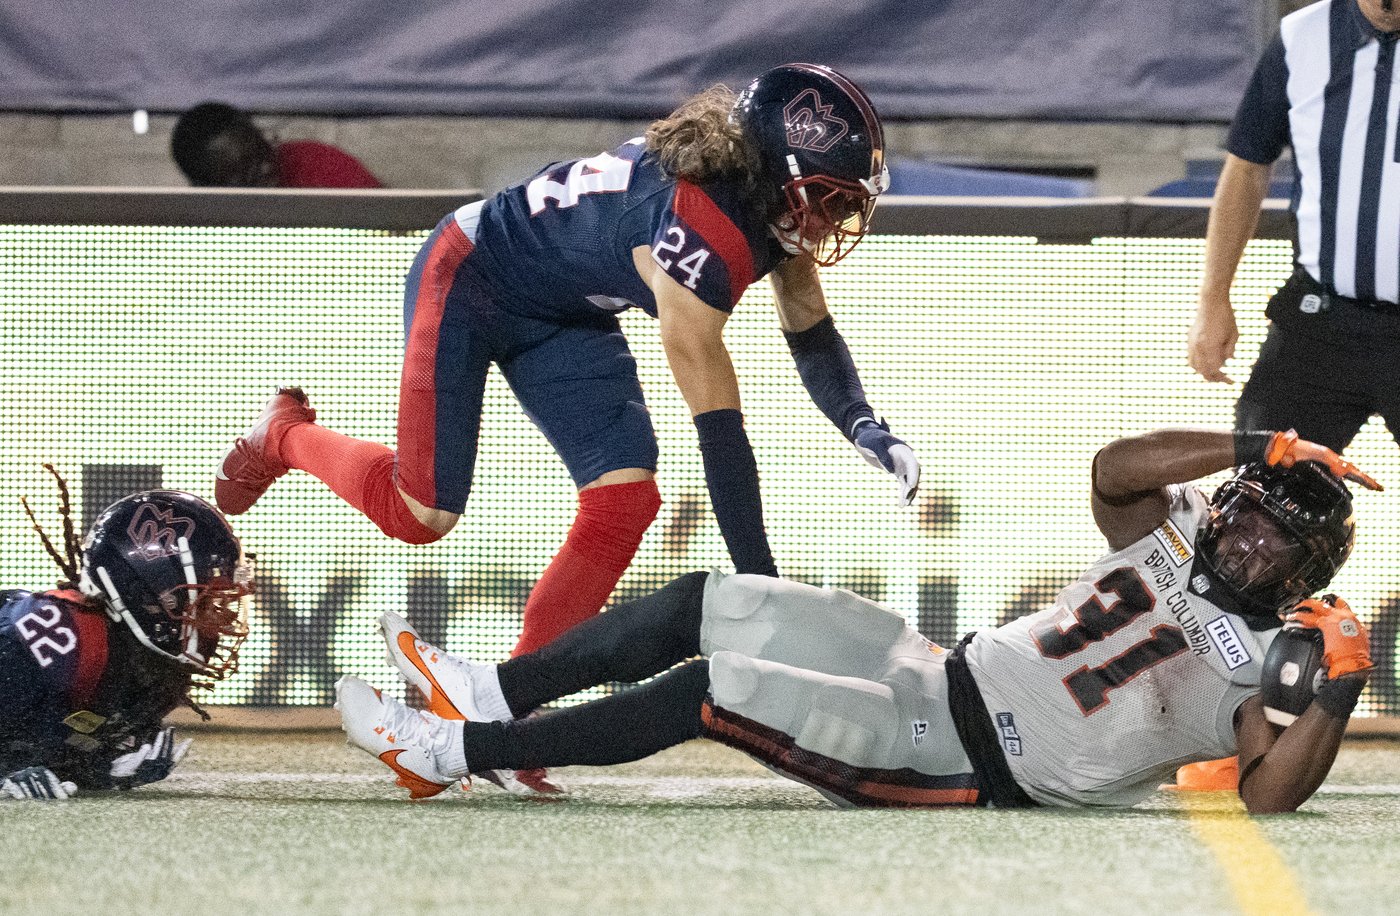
[700,570,930,680]
[336,660,711,794]
[218,211,487,544]
[499,317,661,656]
[385,570,708,720]
[701,651,977,808]
[462,659,712,772]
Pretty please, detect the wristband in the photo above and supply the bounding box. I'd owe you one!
[1233,430,1276,467]
[1314,675,1365,720]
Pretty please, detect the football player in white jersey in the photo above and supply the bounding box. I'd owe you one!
[335,427,1378,812]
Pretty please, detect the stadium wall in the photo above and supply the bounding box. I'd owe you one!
[3,189,1396,735]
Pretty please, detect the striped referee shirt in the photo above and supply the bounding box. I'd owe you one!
[1229,0,1400,305]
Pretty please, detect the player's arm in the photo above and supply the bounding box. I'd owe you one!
[1091,428,1379,549]
[642,249,777,576]
[1092,430,1241,549]
[1233,597,1373,814]
[1189,155,1273,384]
[771,255,920,506]
[0,632,79,799]
[1190,33,1289,384]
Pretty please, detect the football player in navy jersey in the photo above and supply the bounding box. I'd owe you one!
[0,471,251,800]
[215,66,916,681]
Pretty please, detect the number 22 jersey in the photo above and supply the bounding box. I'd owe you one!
[964,486,1281,808]
[0,589,190,787]
[466,139,789,322]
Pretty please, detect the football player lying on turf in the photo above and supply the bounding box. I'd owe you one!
[337,428,1377,812]
[0,469,251,800]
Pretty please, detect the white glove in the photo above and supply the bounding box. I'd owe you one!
[2,766,78,800]
[852,417,921,506]
[110,727,192,789]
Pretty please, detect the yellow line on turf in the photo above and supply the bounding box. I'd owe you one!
[1181,792,1314,916]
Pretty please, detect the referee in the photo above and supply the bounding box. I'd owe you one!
[1190,0,1400,452]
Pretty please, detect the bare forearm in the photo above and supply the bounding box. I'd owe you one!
[1201,155,1272,298]
[1093,429,1238,500]
[1237,684,1358,814]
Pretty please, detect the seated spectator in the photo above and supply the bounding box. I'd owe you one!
[170,101,383,188]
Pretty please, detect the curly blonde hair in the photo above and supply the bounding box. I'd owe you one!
[646,85,776,215]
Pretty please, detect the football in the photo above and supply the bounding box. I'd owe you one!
[1260,626,1328,727]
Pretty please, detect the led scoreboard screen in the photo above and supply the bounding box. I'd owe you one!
[3,207,1397,717]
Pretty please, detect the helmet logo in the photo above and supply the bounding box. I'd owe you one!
[782,89,848,153]
[126,504,196,560]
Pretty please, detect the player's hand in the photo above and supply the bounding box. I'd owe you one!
[109,727,192,790]
[1264,429,1383,491]
[853,417,920,506]
[2,766,77,800]
[1284,595,1374,679]
[1187,294,1239,383]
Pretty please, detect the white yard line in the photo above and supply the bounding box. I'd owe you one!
[164,772,1400,795]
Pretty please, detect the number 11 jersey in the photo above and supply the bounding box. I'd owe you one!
[964,485,1280,808]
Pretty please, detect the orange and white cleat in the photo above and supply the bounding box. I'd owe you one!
[1163,756,1240,792]
[378,613,565,797]
[334,675,465,800]
[378,612,508,723]
[214,386,316,515]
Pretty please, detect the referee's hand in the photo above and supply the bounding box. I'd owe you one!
[1188,294,1238,384]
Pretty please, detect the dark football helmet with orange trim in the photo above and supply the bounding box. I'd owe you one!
[78,490,251,678]
[1196,461,1355,618]
[732,63,889,266]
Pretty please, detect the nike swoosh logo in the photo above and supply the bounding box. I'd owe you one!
[379,749,449,799]
[396,632,467,721]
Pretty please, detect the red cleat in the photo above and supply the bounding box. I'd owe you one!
[214,387,316,515]
[478,767,566,797]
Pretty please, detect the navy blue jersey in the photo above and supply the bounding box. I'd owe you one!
[469,139,788,322]
[0,589,191,788]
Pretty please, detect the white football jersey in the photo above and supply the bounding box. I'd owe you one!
[965,485,1279,808]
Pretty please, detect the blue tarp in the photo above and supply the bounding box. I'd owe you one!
[0,0,1264,121]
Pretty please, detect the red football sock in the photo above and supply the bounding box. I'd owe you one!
[512,479,662,657]
[281,424,443,544]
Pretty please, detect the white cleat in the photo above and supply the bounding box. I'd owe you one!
[377,613,566,798]
[334,675,463,800]
[379,612,499,723]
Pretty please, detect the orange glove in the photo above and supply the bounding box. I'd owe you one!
[1284,595,1374,678]
[1264,429,1383,491]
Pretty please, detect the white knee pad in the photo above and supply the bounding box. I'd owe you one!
[701,570,917,679]
[709,652,899,769]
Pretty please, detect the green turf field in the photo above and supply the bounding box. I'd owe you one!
[3,733,1398,916]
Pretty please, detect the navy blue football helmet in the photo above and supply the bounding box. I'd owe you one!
[732,63,889,266]
[78,490,251,678]
[1197,461,1354,617]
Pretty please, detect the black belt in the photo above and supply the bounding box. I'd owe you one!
[1295,269,1400,312]
[945,633,1039,809]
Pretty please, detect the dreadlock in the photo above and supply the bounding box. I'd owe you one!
[20,464,84,589]
[19,469,218,722]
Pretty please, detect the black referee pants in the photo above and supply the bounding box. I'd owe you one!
[1238,270,1400,452]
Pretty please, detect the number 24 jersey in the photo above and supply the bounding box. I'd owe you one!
[468,139,788,322]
